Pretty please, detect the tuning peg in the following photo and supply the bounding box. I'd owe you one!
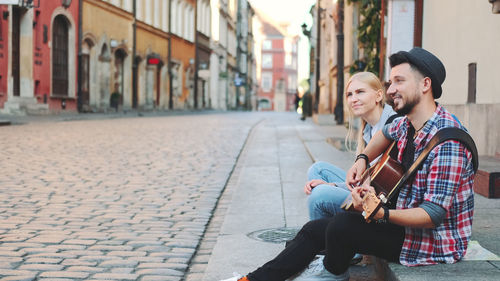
[379,194,388,204]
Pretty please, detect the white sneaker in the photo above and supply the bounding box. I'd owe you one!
[289,255,350,281]
[219,272,244,281]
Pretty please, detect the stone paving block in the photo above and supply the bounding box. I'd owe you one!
[38,271,90,279]
[62,239,97,246]
[60,259,97,266]
[24,258,61,264]
[140,276,182,281]
[110,268,134,273]
[99,259,139,268]
[90,273,138,280]
[0,250,26,257]
[0,276,37,281]
[17,263,64,271]
[66,266,105,273]
[135,268,184,276]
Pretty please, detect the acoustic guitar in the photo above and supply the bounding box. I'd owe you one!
[340,141,404,220]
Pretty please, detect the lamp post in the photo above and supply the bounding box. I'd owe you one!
[333,0,344,125]
[314,0,321,114]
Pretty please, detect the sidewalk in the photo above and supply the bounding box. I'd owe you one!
[200,112,500,281]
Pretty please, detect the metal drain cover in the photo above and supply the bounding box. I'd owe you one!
[247,227,300,244]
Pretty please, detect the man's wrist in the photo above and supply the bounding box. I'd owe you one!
[376,206,390,223]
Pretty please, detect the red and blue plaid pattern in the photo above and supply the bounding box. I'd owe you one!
[386,104,475,266]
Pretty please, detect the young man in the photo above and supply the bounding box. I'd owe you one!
[221,47,475,281]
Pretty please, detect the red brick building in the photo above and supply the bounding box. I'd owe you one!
[255,12,298,112]
[0,1,79,113]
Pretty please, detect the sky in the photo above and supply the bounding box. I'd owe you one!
[248,0,316,82]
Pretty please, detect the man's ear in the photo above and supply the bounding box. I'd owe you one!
[422,77,432,94]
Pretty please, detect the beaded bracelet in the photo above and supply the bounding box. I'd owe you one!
[355,153,370,168]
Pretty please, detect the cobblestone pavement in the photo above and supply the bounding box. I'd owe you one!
[0,112,262,280]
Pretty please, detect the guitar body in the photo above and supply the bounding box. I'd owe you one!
[370,149,404,198]
[340,142,404,213]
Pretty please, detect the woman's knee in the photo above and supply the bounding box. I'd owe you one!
[308,185,330,205]
[307,161,328,178]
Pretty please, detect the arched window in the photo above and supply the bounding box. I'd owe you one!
[52,15,70,96]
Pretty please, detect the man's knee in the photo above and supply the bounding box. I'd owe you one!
[300,219,330,242]
[325,212,360,239]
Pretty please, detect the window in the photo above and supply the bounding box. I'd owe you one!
[171,1,177,34]
[259,98,271,110]
[162,0,168,31]
[35,10,41,49]
[467,63,477,103]
[285,53,292,67]
[284,39,292,52]
[261,72,272,92]
[287,75,297,91]
[262,54,272,68]
[52,15,69,96]
[276,78,285,93]
[262,40,272,50]
[154,0,161,28]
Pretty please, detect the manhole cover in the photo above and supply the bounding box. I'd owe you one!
[247,227,300,244]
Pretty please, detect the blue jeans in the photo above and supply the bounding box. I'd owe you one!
[307,161,350,220]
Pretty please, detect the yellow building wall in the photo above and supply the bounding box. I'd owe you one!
[83,0,133,47]
[136,23,169,59]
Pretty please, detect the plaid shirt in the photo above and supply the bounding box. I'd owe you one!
[384,104,475,266]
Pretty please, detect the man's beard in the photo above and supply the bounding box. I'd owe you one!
[395,92,420,116]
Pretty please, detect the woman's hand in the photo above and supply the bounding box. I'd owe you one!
[346,159,367,189]
[304,179,329,195]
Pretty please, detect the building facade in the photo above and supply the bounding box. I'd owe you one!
[0,0,256,115]
[419,0,500,156]
[170,0,196,109]
[0,0,79,114]
[81,0,133,112]
[196,0,211,109]
[254,11,299,112]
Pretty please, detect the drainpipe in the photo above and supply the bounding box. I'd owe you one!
[314,0,321,113]
[77,0,83,112]
[132,0,137,109]
[333,0,344,125]
[194,1,199,109]
[168,0,173,109]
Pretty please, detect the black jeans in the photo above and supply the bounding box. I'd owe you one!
[247,212,405,281]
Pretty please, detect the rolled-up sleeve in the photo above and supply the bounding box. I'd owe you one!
[424,140,470,210]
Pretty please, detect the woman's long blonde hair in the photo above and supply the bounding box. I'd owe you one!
[344,72,385,154]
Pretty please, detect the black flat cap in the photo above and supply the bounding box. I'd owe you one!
[394,47,446,99]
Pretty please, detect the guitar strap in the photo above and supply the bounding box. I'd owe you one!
[386,127,479,202]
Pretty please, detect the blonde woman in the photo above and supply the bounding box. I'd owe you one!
[304,72,397,221]
[221,72,398,281]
